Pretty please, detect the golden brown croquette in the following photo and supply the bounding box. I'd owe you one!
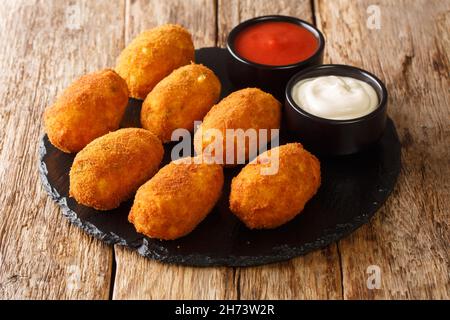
[69,128,164,210]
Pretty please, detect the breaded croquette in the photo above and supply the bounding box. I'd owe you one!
[141,63,221,143]
[44,69,129,153]
[194,88,281,166]
[129,157,224,240]
[229,143,321,229]
[116,24,195,99]
[69,128,163,210]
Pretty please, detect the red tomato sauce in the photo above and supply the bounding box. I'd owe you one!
[234,21,319,66]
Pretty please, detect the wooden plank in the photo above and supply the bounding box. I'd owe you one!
[217,0,343,299]
[315,0,450,299]
[236,246,342,299]
[113,249,237,299]
[0,0,124,299]
[112,0,238,300]
[124,0,217,46]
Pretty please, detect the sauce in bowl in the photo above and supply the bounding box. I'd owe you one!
[291,75,379,120]
[234,21,319,66]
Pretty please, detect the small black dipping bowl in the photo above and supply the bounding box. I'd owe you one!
[284,64,388,156]
[226,15,325,100]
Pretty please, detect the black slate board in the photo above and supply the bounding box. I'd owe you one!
[38,47,401,267]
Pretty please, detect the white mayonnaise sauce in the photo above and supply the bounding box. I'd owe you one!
[291,75,379,120]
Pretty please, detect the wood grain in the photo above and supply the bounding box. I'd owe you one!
[112,0,238,300]
[316,0,450,299]
[124,0,217,47]
[218,0,343,299]
[0,0,125,299]
[236,246,342,299]
[113,248,238,299]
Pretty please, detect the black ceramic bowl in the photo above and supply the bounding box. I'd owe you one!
[284,64,388,156]
[226,15,325,100]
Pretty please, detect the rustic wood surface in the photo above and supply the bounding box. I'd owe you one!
[315,0,450,299]
[0,0,448,300]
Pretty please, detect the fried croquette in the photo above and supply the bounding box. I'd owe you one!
[141,63,221,143]
[44,69,129,153]
[229,143,321,229]
[115,24,195,99]
[194,88,281,166]
[129,157,224,240]
[69,128,164,210]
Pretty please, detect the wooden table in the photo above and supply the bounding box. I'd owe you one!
[0,0,448,300]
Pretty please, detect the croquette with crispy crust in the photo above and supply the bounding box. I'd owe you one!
[69,128,164,210]
[115,24,195,99]
[229,143,321,229]
[44,69,129,153]
[194,88,281,166]
[129,157,224,240]
[141,63,221,143]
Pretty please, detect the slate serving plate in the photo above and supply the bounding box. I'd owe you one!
[39,47,401,267]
